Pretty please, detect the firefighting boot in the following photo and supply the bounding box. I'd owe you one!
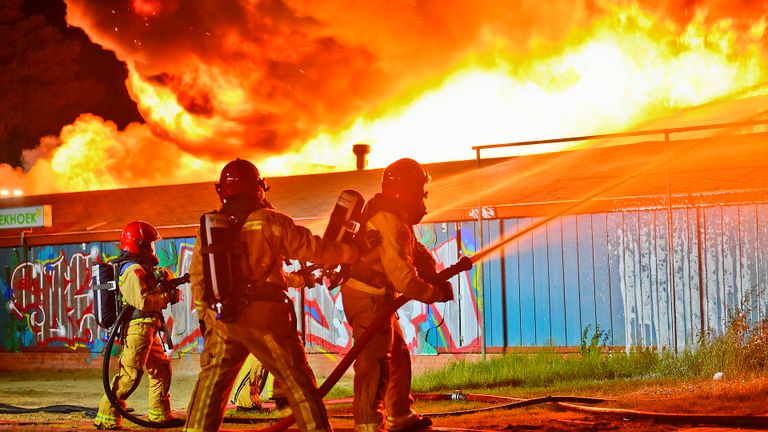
[386,414,432,432]
[94,399,124,430]
[94,415,123,430]
[236,403,269,413]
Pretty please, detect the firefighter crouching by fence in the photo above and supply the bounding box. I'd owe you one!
[341,158,454,432]
[184,158,377,432]
[94,221,181,430]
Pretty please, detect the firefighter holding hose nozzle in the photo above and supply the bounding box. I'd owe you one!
[342,158,456,432]
[184,159,377,432]
[94,221,180,430]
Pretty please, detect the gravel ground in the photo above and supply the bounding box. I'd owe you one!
[0,365,767,431]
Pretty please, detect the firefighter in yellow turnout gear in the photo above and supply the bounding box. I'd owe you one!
[342,158,454,432]
[184,159,367,432]
[230,353,268,410]
[230,270,315,411]
[94,221,180,430]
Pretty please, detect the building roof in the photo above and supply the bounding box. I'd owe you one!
[2,130,767,248]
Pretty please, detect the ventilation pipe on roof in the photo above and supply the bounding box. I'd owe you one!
[352,144,370,170]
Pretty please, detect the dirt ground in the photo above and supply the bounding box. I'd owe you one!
[0,363,767,432]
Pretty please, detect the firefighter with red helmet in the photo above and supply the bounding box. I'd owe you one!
[341,158,454,432]
[184,159,367,432]
[94,221,180,429]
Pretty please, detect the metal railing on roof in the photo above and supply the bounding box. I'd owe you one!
[471,119,768,152]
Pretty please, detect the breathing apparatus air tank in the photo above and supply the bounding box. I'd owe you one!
[199,211,244,321]
[323,189,365,243]
[319,189,366,289]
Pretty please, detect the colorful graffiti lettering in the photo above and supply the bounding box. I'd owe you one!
[9,250,96,350]
[0,239,199,354]
[0,232,476,358]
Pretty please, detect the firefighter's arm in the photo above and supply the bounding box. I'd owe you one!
[120,264,169,311]
[376,213,453,304]
[413,241,440,282]
[154,267,174,281]
[274,211,360,265]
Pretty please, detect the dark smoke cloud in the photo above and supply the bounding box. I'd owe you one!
[61,0,605,158]
[63,0,767,160]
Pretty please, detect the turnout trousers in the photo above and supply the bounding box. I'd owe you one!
[184,299,331,432]
[95,320,173,428]
[341,287,415,432]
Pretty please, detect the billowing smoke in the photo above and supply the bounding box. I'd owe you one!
[2,0,767,196]
[63,0,590,156]
[61,0,768,155]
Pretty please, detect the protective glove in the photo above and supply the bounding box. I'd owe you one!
[413,243,439,281]
[167,288,181,305]
[285,269,318,289]
[154,267,173,283]
[302,272,317,288]
[435,280,454,302]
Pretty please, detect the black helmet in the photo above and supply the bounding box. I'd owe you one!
[215,158,269,203]
[381,158,431,224]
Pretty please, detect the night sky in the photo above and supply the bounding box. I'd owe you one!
[0,0,140,167]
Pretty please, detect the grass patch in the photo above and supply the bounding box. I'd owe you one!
[661,307,768,379]
[412,313,768,393]
[411,349,657,393]
[313,308,768,398]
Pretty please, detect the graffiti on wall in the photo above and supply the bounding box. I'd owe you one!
[5,246,102,353]
[4,204,765,359]
[281,224,481,355]
[0,239,198,359]
[0,227,480,358]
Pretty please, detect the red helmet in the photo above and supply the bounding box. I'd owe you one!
[381,158,431,224]
[120,220,160,254]
[215,158,268,202]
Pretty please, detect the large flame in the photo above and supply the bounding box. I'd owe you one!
[2,1,767,196]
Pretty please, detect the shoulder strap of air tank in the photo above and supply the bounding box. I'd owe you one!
[117,261,136,276]
[359,194,403,226]
[115,261,137,300]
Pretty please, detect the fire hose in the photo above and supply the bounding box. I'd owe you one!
[97,255,470,430]
[555,402,768,429]
[2,393,766,429]
[101,304,185,429]
[260,255,475,432]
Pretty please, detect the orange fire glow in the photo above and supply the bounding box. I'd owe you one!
[2,1,767,196]
[132,0,163,18]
